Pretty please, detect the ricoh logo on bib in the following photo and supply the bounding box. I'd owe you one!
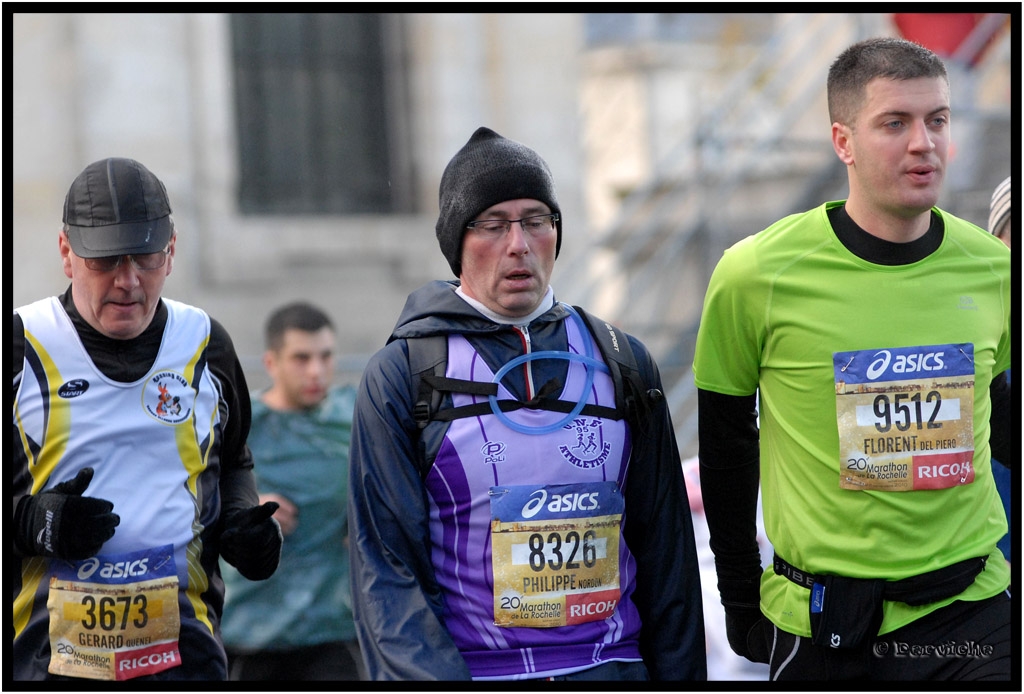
[143,371,195,424]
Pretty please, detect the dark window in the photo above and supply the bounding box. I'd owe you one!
[231,13,411,214]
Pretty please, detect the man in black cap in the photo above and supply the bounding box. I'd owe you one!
[348,128,706,681]
[12,157,283,681]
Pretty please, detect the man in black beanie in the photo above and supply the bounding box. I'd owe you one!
[12,157,282,681]
[435,126,563,277]
[349,128,707,681]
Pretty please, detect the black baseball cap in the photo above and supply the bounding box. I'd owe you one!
[62,158,173,258]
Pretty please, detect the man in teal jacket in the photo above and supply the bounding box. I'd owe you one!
[221,302,364,680]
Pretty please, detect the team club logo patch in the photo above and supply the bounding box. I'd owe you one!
[58,379,90,399]
[143,371,195,424]
[481,441,507,465]
[559,418,612,469]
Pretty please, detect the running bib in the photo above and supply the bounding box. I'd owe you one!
[46,546,181,680]
[490,482,622,628]
[834,344,975,492]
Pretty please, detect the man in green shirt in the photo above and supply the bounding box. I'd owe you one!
[694,37,1012,681]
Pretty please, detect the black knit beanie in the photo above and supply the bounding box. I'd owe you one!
[436,127,562,277]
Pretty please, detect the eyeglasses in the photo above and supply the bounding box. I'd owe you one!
[466,213,559,239]
[83,249,170,273]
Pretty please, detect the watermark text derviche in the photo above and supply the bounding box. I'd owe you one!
[872,640,993,658]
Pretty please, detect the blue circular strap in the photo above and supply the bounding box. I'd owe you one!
[488,305,609,435]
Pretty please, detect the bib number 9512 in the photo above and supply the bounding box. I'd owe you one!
[872,391,942,432]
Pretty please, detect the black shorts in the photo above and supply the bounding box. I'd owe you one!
[765,592,1013,681]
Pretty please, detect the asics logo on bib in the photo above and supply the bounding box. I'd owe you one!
[866,350,946,381]
[521,489,600,519]
[77,557,150,580]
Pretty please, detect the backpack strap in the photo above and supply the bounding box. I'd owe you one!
[407,319,630,431]
[409,333,619,428]
[407,310,662,475]
[572,306,664,447]
[572,306,639,374]
[573,306,639,420]
[408,335,450,430]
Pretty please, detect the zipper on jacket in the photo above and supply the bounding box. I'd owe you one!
[515,325,536,400]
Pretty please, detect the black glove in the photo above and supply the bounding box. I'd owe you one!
[14,467,120,561]
[220,501,282,581]
[723,602,771,664]
[717,565,770,664]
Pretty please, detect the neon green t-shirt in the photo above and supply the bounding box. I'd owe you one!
[693,201,1012,637]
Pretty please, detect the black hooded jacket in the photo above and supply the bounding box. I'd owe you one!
[348,280,707,680]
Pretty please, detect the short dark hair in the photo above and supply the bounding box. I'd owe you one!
[827,37,948,126]
[264,302,334,350]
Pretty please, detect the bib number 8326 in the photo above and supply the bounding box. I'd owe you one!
[528,530,597,571]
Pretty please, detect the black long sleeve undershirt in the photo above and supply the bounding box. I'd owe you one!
[698,389,763,606]
[12,287,258,523]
